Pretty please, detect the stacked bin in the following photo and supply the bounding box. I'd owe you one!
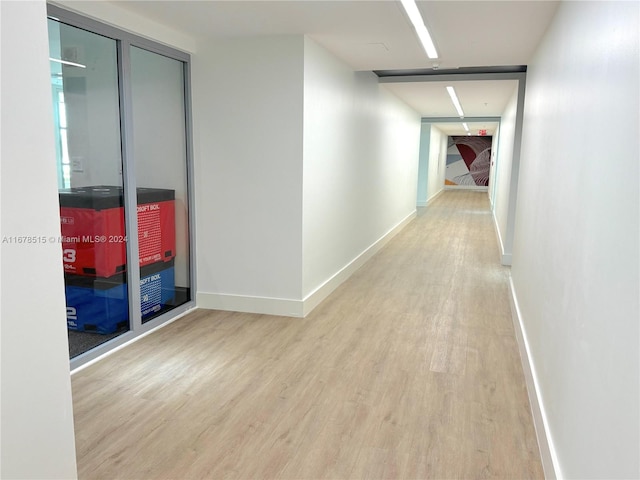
[59,186,176,334]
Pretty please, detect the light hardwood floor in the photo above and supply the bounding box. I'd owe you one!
[71,191,544,479]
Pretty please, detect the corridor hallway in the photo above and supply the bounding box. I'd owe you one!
[71,191,544,479]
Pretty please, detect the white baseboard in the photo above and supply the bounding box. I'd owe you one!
[426,188,444,206]
[197,210,417,319]
[301,210,416,316]
[197,292,304,318]
[492,211,512,266]
[417,188,445,207]
[508,276,560,480]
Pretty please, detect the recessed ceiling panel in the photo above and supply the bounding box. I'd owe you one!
[382,80,518,117]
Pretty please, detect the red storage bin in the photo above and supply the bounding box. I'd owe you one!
[59,186,175,277]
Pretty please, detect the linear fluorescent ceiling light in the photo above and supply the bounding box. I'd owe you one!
[49,57,86,68]
[446,86,464,118]
[462,122,470,132]
[400,0,438,59]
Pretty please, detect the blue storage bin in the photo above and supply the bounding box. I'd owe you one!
[65,260,175,334]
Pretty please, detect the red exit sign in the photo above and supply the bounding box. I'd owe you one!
[479,129,487,136]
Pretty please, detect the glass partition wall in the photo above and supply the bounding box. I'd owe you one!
[130,47,192,323]
[47,6,194,367]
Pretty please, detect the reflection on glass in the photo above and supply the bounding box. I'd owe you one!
[48,19,130,358]
[130,46,191,322]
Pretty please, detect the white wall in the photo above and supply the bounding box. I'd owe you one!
[194,36,305,313]
[416,123,431,206]
[426,125,447,203]
[418,123,448,206]
[417,123,447,206]
[511,1,639,478]
[302,37,420,302]
[0,1,77,478]
[492,87,518,264]
[488,128,500,206]
[195,35,420,316]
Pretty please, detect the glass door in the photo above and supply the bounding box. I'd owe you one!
[48,19,131,357]
[130,46,191,322]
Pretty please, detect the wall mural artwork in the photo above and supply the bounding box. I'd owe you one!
[445,136,492,187]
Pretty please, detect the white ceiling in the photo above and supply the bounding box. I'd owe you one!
[382,80,518,118]
[114,0,559,135]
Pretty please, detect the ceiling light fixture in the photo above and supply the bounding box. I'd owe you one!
[49,57,86,68]
[399,0,438,59]
[462,122,470,132]
[446,86,464,118]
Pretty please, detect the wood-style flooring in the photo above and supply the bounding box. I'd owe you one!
[71,190,544,479]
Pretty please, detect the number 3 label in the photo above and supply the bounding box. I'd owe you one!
[62,249,76,263]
